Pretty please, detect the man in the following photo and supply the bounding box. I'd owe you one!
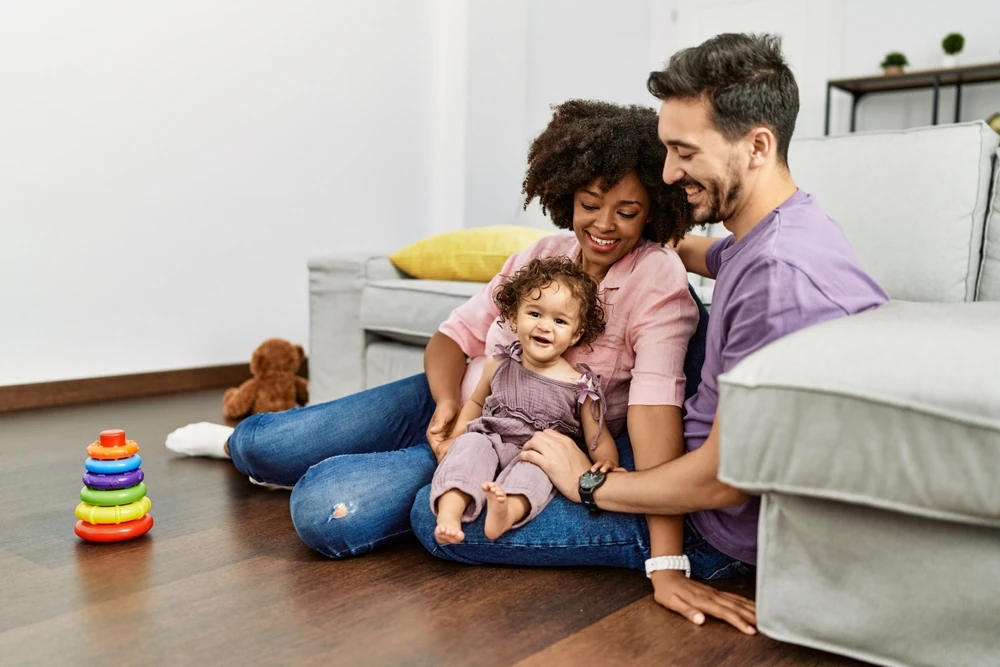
[519,33,889,631]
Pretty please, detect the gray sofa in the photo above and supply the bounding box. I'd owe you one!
[308,121,1000,667]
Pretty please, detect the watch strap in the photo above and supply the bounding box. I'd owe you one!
[645,555,691,579]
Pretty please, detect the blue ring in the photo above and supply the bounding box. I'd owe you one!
[85,454,142,474]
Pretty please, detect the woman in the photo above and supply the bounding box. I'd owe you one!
[166,100,750,630]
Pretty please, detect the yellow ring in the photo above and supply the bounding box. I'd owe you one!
[75,496,152,525]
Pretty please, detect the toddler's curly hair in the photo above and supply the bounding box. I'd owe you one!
[494,257,606,348]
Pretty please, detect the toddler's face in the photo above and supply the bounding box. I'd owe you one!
[513,280,582,364]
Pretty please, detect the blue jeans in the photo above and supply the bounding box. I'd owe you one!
[228,286,750,578]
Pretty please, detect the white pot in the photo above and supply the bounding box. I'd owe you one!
[942,54,959,68]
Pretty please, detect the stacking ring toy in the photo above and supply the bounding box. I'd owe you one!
[84,454,142,474]
[80,482,146,507]
[75,496,151,524]
[82,469,144,490]
[86,432,139,460]
[75,514,153,543]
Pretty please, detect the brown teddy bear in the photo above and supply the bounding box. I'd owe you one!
[223,338,309,420]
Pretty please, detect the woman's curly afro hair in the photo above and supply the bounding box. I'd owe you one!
[522,99,694,245]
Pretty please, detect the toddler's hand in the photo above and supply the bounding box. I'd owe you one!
[590,459,624,474]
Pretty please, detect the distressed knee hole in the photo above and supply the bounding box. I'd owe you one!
[332,503,349,519]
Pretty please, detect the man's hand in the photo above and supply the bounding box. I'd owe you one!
[426,399,461,462]
[590,459,625,474]
[650,570,757,635]
[518,429,593,502]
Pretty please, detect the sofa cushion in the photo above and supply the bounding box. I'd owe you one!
[360,279,483,345]
[790,122,998,302]
[977,149,1000,301]
[718,300,1000,528]
[388,226,551,283]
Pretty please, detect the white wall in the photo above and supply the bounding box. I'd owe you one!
[0,1,437,385]
[5,0,998,385]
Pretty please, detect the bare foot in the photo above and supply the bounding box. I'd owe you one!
[434,517,465,544]
[483,482,516,540]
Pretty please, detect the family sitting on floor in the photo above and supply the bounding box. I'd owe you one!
[166,32,888,634]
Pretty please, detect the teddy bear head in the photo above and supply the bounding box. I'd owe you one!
[250,338,305,379]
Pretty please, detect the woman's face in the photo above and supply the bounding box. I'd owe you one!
[572,171,650,282]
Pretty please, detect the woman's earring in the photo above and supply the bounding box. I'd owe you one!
[511,325,518,334]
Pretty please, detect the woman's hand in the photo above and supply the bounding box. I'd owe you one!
[426,399,462,462]
[518,429,593,502]
[650,570,757,635]
[590,459,625,474]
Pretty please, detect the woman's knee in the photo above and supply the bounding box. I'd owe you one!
[290,464,362,559]
[409,484,439,554]
[227,413,270,477]
[291,454,426,559]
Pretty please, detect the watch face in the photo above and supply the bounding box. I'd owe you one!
[580,471,603,491]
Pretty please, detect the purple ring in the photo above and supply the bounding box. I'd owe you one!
[82,468,144,490]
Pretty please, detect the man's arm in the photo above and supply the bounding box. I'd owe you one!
[518,414,746,514]
[595,415,747,514]
[673,234,717,279]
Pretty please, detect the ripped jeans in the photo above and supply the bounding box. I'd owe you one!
[228,373,439,557]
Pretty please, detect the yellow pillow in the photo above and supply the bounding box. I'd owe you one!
[389,226,552,282]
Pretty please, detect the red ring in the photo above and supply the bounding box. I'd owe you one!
[75,514,154,543]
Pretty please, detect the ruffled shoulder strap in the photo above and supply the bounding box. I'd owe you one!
[574,363,606,451]
[492,341,522,363]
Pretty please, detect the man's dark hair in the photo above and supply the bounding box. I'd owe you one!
[647,33,799,165]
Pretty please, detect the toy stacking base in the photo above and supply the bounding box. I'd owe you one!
[75,514,154,543]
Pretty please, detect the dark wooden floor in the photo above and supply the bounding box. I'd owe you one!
[0,391,867,666]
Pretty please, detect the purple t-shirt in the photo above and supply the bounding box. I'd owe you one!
[683,189,889,564]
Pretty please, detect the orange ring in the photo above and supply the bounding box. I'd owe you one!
[85,440,139,460]
[75,514,153,543]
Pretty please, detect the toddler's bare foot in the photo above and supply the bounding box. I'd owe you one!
[435,517,465,545]
[483,482,516,540]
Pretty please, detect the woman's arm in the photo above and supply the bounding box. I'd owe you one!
[424,332,469,458]
[626,405,685,562]
[424,331,467,405]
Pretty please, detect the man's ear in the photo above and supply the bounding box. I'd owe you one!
[748,126,776,169]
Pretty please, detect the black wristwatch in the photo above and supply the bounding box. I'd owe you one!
[578,470,607,514]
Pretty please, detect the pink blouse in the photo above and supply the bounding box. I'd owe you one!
[438,234,698,436]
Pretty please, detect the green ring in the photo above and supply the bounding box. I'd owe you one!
[80,482,147,507]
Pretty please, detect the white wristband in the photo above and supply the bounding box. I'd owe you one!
[645,555,691,579]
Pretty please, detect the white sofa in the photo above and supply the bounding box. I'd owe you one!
[308,121,1000,667]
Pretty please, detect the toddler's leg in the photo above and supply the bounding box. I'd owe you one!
[484,459,555,539]
[429,432,501,544]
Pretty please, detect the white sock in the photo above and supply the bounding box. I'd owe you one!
[165,422,233,459]
[248,476,293,491]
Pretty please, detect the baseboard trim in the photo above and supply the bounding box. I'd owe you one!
[0,364,258,413]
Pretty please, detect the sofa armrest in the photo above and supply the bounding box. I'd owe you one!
[307,254,376,404]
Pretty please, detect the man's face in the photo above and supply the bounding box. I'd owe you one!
[657,97,746,225]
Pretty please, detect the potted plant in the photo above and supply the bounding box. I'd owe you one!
[942,33,965,68]
[880,52,908,76]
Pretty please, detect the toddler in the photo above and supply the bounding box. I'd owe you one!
[432,256,620,544]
